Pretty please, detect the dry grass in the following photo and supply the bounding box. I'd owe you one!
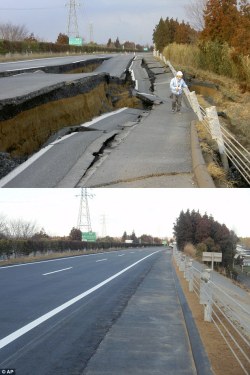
[184,243,197,257]
[163,43,250,151]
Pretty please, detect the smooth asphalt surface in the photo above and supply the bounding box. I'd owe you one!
[0,248,212,375]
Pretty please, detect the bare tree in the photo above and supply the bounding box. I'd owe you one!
[0,214,8,239]
[0,22,29,41]
[7,219,38,239]
[184,0,207,31]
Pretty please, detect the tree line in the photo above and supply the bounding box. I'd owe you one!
[0,216,163,260]
[153,17,198,52]
[154,0,250,86]
[173,209,238,270]
[0,22,150,55]
[153,0,249,56]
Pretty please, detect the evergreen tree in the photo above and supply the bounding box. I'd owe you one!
[122,231,128,242]
[114,37,121,49]
[69,227,82,241]
[56,33,69,45]
[195,213,212,244]
[173,210,193,250]
[131,230,138,244]
[201,0,239,45]
[107,38,112,47]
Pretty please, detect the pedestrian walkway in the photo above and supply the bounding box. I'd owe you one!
[84,251,213,375]
[79,57,199,188]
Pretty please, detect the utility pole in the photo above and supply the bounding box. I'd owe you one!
[76,188,93,232]
[66,0,81,38]
[89,23,94,43]
[100,214,107,237]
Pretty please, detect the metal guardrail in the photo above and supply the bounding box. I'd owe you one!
[154,51,250,186]
[173,248,250,375]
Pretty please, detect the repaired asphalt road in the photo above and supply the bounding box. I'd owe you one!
[0,248,212,375]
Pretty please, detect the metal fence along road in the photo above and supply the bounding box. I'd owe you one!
[173,247,250,375]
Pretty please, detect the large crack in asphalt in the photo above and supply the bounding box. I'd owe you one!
[0,58,155,180]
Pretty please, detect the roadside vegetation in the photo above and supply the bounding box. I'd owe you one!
[0,216,163,265]
[173,209,238,277]
[153,0,250,186]
[0,22,151,58]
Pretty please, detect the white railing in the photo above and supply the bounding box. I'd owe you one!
[155,51,250,186]
[173,248,250,375]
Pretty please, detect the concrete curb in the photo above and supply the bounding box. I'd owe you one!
[191,121,216,188]
[172,261,214,375]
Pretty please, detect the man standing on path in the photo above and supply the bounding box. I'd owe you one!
[170,71,188,113]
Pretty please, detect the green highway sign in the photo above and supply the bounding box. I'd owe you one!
[82,231,97,242]
[69,37,83,46]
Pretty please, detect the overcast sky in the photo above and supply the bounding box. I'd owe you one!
[0,189,249,239]
[0,0,189,45]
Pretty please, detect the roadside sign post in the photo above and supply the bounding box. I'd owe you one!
[202,252,222,270]
[200,269,213,322]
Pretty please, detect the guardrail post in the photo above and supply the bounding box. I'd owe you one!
[200,269,213,322]
[205,106,229,172]
[188,91,203,121]
[184,257,189,279]
[180,255,186,272]
[187,260,194,292]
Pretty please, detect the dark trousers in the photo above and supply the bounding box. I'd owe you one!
[172,94,183,111]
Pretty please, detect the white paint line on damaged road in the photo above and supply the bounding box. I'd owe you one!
[0,108,128,187]
[118,254,125,257]
[6,66,45,72]
[43,267,73,276]
[0,250,160,350]
[80,107,128,128]
[96,259,108,263]
[0,133,76,187]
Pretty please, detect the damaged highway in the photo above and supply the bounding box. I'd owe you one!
[0,53,163,187]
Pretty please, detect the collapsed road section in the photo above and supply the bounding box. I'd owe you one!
[0,53,165,187]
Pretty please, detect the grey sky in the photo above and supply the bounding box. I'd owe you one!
[0,0,189,45]
[0,189,249,239]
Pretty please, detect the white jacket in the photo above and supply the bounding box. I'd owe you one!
[170,77,187,95]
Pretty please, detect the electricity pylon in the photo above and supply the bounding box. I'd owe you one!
[76,188,93,232]
[66,0,81,38]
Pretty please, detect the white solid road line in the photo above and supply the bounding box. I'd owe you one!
[0,108,128,187]
[118,254,125,257]
[96,259,108,263]
[43,267,73,276]
[0,250,160,350]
